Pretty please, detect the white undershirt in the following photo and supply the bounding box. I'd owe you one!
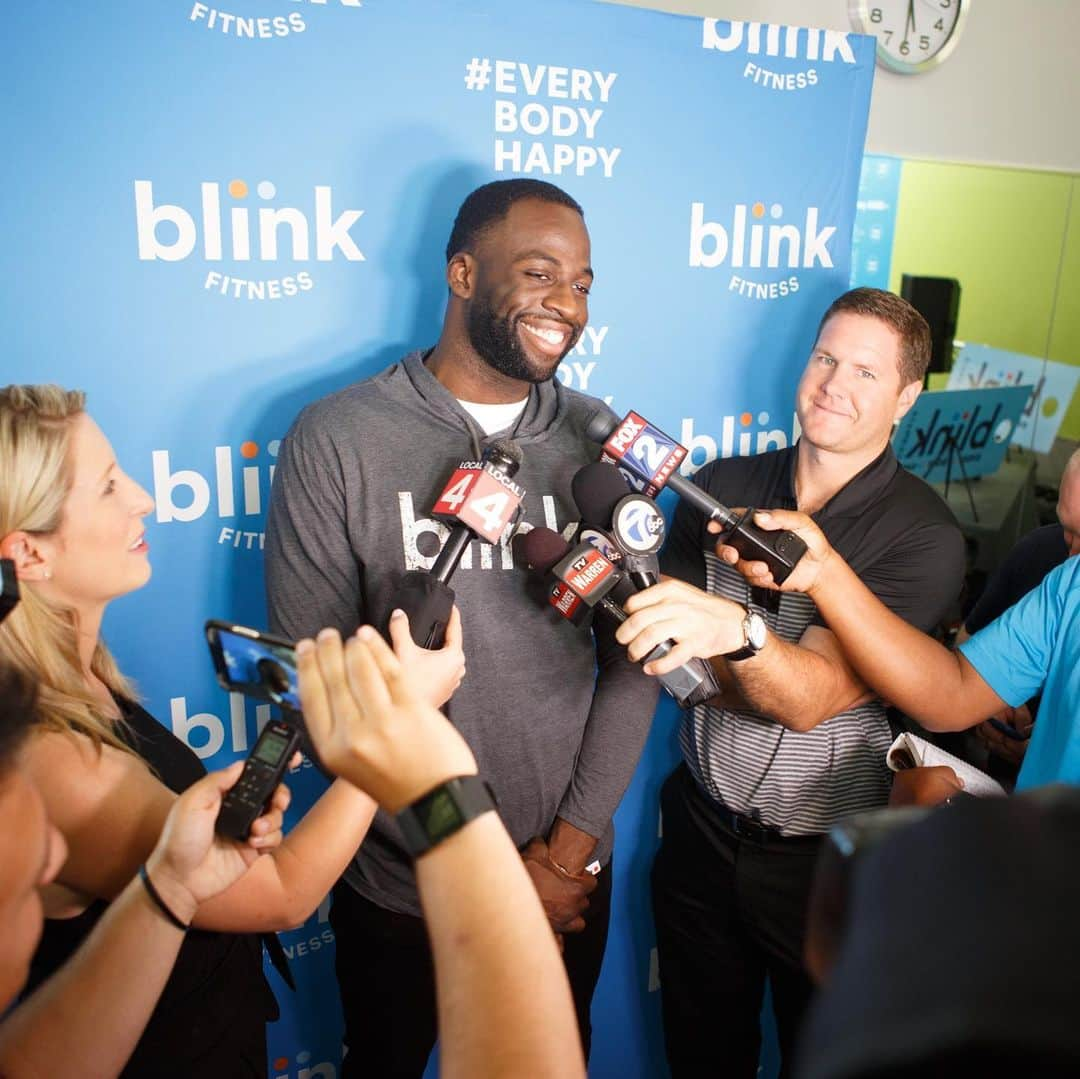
[457,397,528,437]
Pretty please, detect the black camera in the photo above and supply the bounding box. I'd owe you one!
[805,804,931,983]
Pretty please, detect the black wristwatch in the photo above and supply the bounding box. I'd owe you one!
[723,608,767,662]
[397,775,498,858]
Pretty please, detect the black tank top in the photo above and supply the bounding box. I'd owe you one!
[25,700,279,1078]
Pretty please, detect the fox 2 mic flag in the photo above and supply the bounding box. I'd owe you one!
[2,2,873,1075]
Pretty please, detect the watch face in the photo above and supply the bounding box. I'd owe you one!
[419,788,465,839]
[849,0,968,74]
[747,613,768,651]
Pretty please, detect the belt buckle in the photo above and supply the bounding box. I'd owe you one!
[731,811,768,844]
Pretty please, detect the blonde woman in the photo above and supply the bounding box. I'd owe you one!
[0,385,465,1078]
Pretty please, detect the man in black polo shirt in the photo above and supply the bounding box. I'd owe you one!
[616,288,965,1078]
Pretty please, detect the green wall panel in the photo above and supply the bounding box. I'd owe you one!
[1048,177,1080,438]
[889,161,1080,441]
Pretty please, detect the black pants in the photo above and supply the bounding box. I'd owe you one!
[652,766,822,1079]
[331,862,612,1078]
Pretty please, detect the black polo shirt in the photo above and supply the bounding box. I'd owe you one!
[660,442,965,835]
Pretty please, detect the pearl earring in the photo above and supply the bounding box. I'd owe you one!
[43,568,52,580]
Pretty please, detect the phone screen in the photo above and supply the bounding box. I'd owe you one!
[210,626,300,710]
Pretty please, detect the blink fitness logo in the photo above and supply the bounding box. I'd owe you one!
[896,401,1016,464]
[186,0,361,41]
[688,199,837,301]
[702,18,855,92]
[134,178,364,301]
[679,411,801,468]
[152,438,278,550]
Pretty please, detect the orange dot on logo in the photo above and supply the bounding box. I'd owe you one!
[240,441,259,459]
[740,412,753,426]
[273,1059,288,1071]
[751,202,765,219]
[228,179,248,199]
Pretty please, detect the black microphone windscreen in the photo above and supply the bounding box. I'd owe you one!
[485,437,523,468]
[585,403,620,444]
[572,461,632,528]
[514,527,570,573]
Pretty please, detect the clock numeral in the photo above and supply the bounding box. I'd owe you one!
[940,0,952,8]
[899,39,910,56]
[883,29,893,43]
[934,18,944,30]
[919,34,930,50]
[870,7,883,23]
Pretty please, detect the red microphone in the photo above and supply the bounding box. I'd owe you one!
[514,528,721,709]
[387,440,524,647]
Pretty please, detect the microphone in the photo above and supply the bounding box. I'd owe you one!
[585,407,807,584]
[572,461,664,589]
[514,528,720,709]
[387,439,525,648]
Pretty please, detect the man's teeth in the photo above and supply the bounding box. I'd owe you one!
[522,323,565,346]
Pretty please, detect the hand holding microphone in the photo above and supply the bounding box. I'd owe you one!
[616,579,750,676]
[295,626,479,814]
[513,526,720,709]
[571,460,732,695]
[711,507,833,596]
[585,407,808,583]
[385,607,466,710]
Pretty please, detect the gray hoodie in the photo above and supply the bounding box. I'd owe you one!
[266,351,658,915]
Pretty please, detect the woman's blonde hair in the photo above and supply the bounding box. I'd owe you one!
[0,384,135,752]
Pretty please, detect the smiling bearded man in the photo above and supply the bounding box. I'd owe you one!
[265,179,658,1078]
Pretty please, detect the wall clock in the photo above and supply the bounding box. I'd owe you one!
[849,0,970,74]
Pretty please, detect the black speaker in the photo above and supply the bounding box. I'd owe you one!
[900,275,961,377]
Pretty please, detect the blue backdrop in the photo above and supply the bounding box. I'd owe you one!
[851,154,902,290]
[2,3,873,1075]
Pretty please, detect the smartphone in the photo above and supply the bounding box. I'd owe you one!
[205,620,301,710]
[216,717,302,840]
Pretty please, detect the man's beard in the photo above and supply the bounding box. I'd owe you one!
[465,295,577,384]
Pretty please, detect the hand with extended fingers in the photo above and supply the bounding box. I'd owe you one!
[385,606,466,708]
[295,626,477,813]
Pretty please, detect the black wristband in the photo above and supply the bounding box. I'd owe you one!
[138,864,190,931]
[397,775,497,859]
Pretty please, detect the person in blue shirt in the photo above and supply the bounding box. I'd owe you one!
[624,507,1079,791]
[956,446,1080,775]
[955,555,1080,789]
